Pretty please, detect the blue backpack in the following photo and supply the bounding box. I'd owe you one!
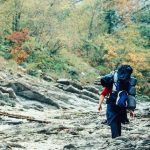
[113,65,133,107]
[116,90,128,107]
[100,73,113,88]
[113,76,137,108]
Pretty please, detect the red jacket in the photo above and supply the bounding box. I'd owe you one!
[101,87,112,97]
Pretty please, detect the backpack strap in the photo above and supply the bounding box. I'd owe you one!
[112,70,118,92]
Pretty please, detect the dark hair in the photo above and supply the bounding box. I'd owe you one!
[118,65,133,74]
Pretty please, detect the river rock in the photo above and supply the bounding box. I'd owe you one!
[83,86,99,95]
[0,87,16,99]
[10,82,60,108]
[81,89,99,100]
[70,81,83,90]
[78,94,98,103]
[63,85,81,94]
[42,75,54,82]
[0,67,150,150]
[57,79,70,85]
[63,144,76,149]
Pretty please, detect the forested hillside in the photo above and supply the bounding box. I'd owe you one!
[0,1,150,149]
[0,0,149,96]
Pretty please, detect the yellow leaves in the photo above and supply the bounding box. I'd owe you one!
[114,0,139,14]
[114,0,140,24]
[108,51,117,57]
[107,45,117,57]
[60,48,93,72]
[115,0,132,11]
[126,53,139,63]
[83,0,95,7]
[99,26,149,90]
[125,52,147,74]
[59,0,70,10]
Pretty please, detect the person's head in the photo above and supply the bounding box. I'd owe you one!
[117,65,133,74]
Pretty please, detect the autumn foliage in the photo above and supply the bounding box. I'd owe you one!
[0,0,149,96]
[6,28,30,63]
[10,46,29,64]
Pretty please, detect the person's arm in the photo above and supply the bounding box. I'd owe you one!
[98,95,105,112]
[98,87,111,112]
[129,110,135,118]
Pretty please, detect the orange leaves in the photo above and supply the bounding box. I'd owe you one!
[6,28,29,45]
[10,46,29,64]
[6,28,30,63]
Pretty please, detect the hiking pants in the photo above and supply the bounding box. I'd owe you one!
[110,117,121,139]
[106,104,127,139]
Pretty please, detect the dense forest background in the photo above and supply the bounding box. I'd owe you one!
[0,0,149,96]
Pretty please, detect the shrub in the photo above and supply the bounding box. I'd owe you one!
[68,67,79,80]
[0,39,12,59]
[139,25,150,48]
[27,69,39,77]
[10,46,29,63]
[6,28,29,44]
[81,40,107,66]
[5,28,30,63]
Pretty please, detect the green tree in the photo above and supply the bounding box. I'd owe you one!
[104,10,119,34]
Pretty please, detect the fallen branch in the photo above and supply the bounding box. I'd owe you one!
[0,111,51,124]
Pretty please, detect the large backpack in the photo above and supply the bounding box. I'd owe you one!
[100,65,136,110]
[100,73,113,88]
[127,77,137,110]
[112,65,136,109]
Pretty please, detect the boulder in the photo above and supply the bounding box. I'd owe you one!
[0,91,10,100]
[10,82,60,109]
[83,85,99,95]
[0,76,3,81]
[42,75,54,82]
[63,85,81,94]
[57,79,70,85]
[63,144,76,150]
[55,83,65,90]
[0,87,16,99]
[81,89,99,100]
[78,94,98,103]
[70,81,83,90]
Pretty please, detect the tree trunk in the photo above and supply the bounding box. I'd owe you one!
[12,0,23,31]
[12,12,21,31]
[88,10,95,40]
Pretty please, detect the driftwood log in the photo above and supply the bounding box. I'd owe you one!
[0,111,51,124]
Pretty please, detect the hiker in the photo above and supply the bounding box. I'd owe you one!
[98,65,135,139]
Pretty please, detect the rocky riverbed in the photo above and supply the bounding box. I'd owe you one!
[0,68,150,150]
